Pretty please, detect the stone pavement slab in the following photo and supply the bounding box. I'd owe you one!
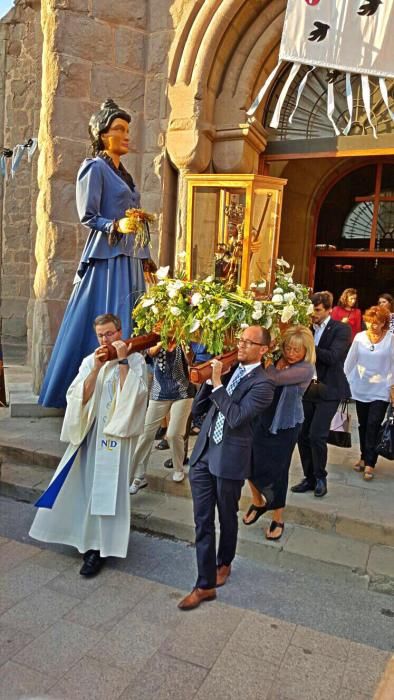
[0,538,40,569]
[0,660,55,699]
[49,655,134,700]
[0,535,393,700]
[119,652,208,700]
[194,647,275,700]
[0,586,80,636]
[13,619,106,681]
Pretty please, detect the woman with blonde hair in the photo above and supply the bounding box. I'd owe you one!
[243,326,315,540]
[344,305,394,480]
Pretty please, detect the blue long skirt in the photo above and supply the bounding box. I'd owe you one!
[39,256,146,408]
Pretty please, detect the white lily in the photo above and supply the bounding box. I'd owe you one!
[204,275,214,283]
[215,310,226,320]
[141,297,155,308]
[271,294,283,303]
[156,265,170,279]
[307,303,314,315]
[276,257,290,268]
[190,319,201,333]
[170,306,182,316]
[263,317,273,329]
[252,309,263,320]
[273,287,283,294]
[281,304,295,323]
[152,305,159,314]
[284,292,296,302]
[191,292,203,306]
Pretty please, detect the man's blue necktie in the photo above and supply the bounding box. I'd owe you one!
[212,366,246,444]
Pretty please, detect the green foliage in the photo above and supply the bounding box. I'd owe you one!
[132,259,313,355]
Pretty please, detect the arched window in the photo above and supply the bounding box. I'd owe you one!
[316,162,394,252]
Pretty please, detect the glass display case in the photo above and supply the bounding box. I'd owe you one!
[185,174,287,291]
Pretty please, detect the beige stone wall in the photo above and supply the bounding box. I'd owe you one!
[31,0,163,389]
[0,0,291,389]
[0,0,42,360]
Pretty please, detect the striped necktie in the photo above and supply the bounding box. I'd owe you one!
[212,366,246,445]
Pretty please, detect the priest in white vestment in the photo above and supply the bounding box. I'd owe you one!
[29,313,148,576]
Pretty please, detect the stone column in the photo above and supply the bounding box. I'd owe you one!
[0,1,41,361]
[31,0,148,392]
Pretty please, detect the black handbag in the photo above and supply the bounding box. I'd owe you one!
[327,401,352,448]
[376,405,394,460]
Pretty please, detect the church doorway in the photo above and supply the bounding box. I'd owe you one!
[312,160,394,309]
[260,65,394,303]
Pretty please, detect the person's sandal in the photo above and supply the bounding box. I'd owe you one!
[363,467,374,480]
[353,460,365,472]
[265,521,284,541]
[242,502,268,526]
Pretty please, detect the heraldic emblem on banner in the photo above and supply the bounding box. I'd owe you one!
[247,0,394,137]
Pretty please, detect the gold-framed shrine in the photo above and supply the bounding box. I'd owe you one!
[185,174,287,292]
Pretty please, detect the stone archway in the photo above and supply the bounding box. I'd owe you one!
[167,0,286,173]
[164,0,287,250]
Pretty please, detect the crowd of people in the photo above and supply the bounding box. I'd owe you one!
[28,98,394,610]
[29,285,394,609]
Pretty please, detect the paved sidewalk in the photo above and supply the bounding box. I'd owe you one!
[0,533,392,700]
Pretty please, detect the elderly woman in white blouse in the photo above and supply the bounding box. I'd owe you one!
[344,305,394,480]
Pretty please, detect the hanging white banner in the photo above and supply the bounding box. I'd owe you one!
[280,0,394,79]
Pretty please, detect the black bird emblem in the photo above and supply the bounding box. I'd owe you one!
[358,0,383,16]
[308,22,330,42]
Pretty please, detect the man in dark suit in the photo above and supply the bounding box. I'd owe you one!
[178,325,275,611]
[292,291,351,499]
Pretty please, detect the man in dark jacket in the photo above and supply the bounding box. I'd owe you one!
[178,325,275,610]
[292,291,351,498]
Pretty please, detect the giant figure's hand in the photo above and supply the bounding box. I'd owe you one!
[116,217,137,234]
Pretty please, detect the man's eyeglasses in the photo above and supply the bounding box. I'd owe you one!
[96,331,118,339]
[237,339,264,348]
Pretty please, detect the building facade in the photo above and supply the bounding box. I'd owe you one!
[1,0,393,390]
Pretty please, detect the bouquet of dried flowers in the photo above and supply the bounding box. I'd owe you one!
[124,208,156,249]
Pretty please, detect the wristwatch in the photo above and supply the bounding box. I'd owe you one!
[118,358,129,366]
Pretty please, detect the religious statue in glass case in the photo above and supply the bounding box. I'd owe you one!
[185,174,286,291]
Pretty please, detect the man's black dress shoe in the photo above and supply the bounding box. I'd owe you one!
[291,478,316,493]
[314,479,327,497]
[80,550,104,577]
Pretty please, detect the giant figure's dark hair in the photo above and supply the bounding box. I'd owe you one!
[89,99,131,156]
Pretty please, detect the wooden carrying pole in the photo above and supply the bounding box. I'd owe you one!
[98,332,239,383]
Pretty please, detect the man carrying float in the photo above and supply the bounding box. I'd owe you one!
[29,313,148,578]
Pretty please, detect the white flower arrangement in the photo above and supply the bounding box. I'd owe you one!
[132,258,313,355]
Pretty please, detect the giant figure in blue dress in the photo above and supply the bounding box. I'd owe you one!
[39,99,156,408]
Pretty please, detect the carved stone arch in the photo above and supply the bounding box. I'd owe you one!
[166,0,286,174]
